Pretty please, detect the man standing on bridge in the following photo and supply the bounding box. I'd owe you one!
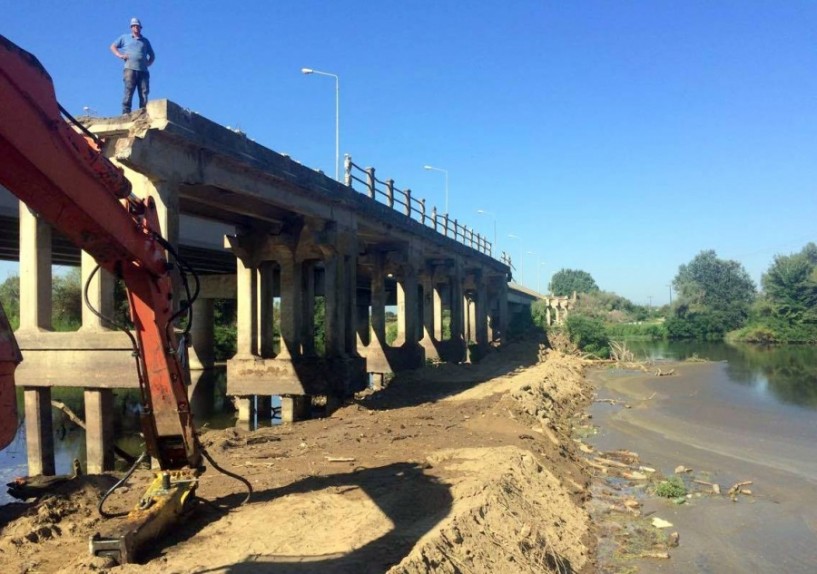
[110,17,155,114]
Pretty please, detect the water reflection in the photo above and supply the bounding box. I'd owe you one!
[627,340,817,410]
[0,367,245,505]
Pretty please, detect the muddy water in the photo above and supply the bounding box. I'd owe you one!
[0,368,244,506]
[589,360,817,573]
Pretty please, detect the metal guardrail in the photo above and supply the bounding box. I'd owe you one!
[344,155,493,257]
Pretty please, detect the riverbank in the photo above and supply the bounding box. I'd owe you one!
[0,336,598,573]
[587,360,817,573]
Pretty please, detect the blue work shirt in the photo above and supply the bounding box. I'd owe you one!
[113,33,154,72]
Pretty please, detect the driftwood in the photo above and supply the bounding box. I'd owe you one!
[594,398,631,408]
[728,480,753,498]
[51,400,137,465]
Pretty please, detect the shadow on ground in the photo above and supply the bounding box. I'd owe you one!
[357,335,546,411]
[139,461,452,573]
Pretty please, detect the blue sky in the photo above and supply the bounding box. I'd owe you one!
[2,1,815,305]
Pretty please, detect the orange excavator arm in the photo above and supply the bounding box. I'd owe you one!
[0,301,22,450]
[0,33,199,470]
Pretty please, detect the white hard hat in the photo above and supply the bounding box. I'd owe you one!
[130,18,142,27]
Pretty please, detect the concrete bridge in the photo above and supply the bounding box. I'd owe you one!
[2,99,522,474]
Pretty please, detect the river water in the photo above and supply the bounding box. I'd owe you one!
[0,368,242,506]
[589,341,817,573]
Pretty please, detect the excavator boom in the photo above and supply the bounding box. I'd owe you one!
[0,34,205,562]
[0,33,199,470]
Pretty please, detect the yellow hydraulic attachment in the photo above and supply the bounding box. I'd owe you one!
[89,469,200,564]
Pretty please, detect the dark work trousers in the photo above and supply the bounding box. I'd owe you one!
[122,68,150,114]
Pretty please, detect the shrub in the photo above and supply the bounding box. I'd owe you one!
[565,314,610,358]
[655,476,687,498]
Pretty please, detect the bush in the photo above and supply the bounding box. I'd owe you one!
[565,314,610,358]
[734,326,778,345]
[655,476,687,498]
[606,322,666,340]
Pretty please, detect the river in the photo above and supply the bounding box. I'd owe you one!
[0,368,244,506]
[589,341,817,573]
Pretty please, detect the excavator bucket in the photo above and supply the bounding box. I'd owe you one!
[0,301,22,450]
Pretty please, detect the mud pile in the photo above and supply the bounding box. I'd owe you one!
[392,446,589,573]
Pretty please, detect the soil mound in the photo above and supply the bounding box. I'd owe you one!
[391,446,589,573]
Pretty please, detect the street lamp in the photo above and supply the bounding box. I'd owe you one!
[301,67,340,181]
[508,234,523,285]
[423,165,449,214]
[476,209,496,253]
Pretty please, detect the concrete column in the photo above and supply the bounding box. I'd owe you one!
[395,280,407,347]
[235,396,255,423]
[18,204,52,331]
[188,298,215,370]
[281,395,310,422]
[433,282,444,341]
[401,268,419,345]
[124,172,180,249]
[301,261,317,356]
[370,257,387,345]
[344,251,358,355]
[546,306,552,327]
[258,262,276,358]
[420,271,441,362]
[278,257,303,360]
[356,288,371,347]
[84,388,114,473]
[450,266,465,345]
[476,277,488,349]
[122,171,181,304]
[465,295,475,345]
[498,280,509,341]
[324,254,342,356]
[79,251,115,331]
[421,273,435,343]
[236,258,258,357]
[24,387,55,476]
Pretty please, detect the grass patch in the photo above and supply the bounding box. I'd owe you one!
[654,476,687,498]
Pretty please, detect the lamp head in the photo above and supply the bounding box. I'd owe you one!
[301,68,314,74]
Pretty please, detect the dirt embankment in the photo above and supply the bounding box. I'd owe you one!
[0,337,597,574]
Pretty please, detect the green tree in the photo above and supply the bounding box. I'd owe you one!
[549,269,599,296]
[668,250,756,339]
[52,267,82,330]
[734,243,817,343]
[572,290,635,323]
[761,242,817,324]
[0,274,20,330]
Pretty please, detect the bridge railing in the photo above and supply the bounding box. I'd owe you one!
[344,155,493,257]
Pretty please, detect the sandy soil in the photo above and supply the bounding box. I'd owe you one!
[0,337,597,574]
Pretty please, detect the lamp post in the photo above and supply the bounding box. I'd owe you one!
[508,234,522,285]
[423,165,449,214]
[301,67,340,181]
[476,209,496,253]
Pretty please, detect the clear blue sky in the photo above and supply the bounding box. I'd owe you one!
[3,1,815,305]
